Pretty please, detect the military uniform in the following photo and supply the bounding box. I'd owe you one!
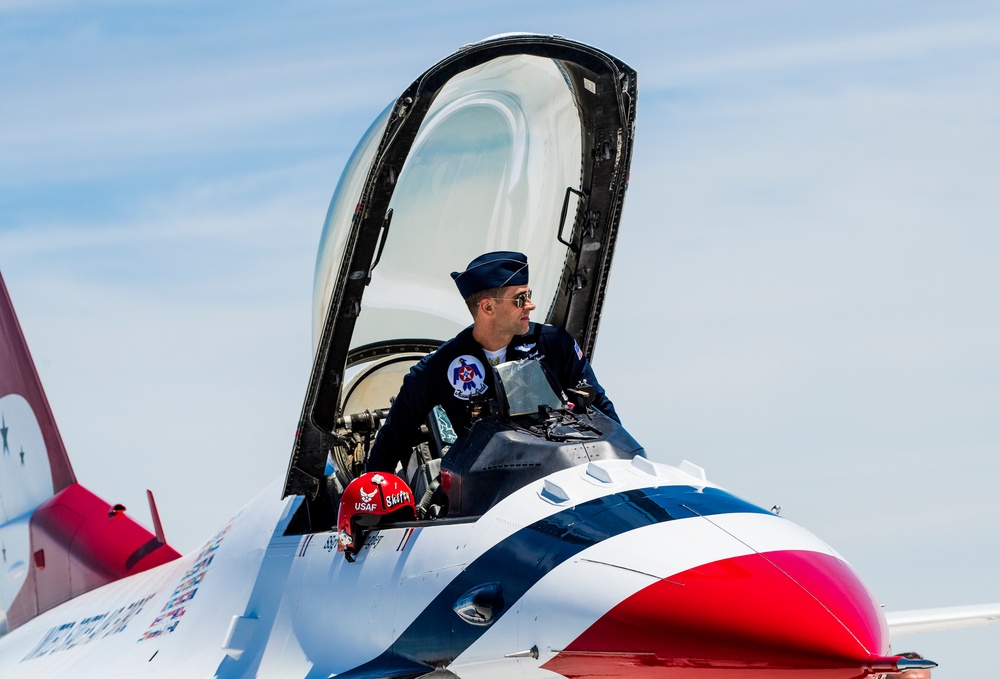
[366,321,618,473]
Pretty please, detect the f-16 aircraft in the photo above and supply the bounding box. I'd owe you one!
[0,33,996,679]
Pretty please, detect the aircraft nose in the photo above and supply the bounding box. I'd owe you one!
[543,547,893,678]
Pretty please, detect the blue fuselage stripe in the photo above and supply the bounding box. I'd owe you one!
[341,485,769,676]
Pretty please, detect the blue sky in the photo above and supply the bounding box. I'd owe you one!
[2,1,999,676]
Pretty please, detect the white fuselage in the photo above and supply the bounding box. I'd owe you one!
[0,458,883,679]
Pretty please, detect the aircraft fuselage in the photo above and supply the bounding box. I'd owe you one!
[0,458,892,679]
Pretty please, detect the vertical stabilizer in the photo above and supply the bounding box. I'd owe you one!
[0,273,75,503]
[0,273,180,634]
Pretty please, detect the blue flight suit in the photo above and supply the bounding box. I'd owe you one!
[366,322,618,472]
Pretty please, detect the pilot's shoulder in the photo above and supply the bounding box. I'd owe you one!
[423,326,477,365]
[534,324,587,361]
[533,322,575,343]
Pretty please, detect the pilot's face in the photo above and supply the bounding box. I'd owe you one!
[495,284,535,336]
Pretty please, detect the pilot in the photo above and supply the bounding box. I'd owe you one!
[365,250,619,473]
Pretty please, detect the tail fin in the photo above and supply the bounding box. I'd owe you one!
[0,272,181,633]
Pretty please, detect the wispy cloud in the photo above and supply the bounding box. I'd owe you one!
[661,19,1000,84]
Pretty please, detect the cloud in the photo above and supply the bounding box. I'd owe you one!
[661,19,1000,84]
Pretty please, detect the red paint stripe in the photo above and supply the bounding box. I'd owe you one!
[397,527,416,551]
[544,550,889,679]
[7,483,181,630]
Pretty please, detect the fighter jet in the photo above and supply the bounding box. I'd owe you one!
[0,33,994,678]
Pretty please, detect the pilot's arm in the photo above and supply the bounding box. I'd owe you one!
[575,362,619,423]
[545,327,620,424]
[366,358,436,473]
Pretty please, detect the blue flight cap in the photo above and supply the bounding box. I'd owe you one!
[450,251,529,299]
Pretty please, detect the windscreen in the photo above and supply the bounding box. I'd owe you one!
[314,54,584,352]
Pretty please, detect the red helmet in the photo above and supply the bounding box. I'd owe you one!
[337,472,416,556]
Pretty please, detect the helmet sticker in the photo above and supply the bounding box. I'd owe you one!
[447,355,488,400]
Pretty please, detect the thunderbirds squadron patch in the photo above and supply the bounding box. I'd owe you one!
[448,355,487,400]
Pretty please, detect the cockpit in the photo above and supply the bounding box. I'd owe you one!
[282,34,639,535]
[319,355,642,518]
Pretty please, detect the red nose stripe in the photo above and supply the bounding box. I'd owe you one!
[762,550,888,657]
[543,550,889,679]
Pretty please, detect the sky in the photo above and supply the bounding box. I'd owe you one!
[2,1,999,676]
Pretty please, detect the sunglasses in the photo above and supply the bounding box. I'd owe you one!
[494,289,533,308]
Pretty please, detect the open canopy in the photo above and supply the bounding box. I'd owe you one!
[285,34,637,500]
